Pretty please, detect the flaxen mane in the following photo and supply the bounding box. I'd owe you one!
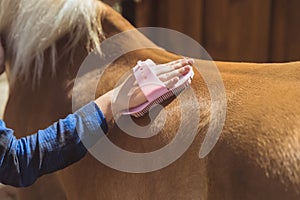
[0,0,104,83]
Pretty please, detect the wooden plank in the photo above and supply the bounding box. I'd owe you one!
[136,0,203,43]
[164,0,203,44]
[204,0,272,62]
[135,0,158,27]
[135,0,204,58]
[271,0,300,62]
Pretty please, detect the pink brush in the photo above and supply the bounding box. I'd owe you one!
[122,59,194,118]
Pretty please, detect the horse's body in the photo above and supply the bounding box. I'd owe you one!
[1,1,299,199]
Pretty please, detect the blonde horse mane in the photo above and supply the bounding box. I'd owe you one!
[0,0,104,83]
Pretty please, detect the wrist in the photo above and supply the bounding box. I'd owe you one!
[94,91,113,123]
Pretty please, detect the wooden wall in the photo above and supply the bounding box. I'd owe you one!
[121,0,300,63]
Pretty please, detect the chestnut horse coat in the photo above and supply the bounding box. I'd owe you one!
[1,1,299,200]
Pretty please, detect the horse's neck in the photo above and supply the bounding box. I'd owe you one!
[4,39,88,135]
[3,4,151,134]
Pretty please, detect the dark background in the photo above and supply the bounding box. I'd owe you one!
[116,0,300,63]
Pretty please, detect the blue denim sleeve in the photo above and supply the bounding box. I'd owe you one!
[0,102,108,187]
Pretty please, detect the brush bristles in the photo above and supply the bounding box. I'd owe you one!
[132,80,191,118]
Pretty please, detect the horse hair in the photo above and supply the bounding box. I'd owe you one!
[0,0,104,84]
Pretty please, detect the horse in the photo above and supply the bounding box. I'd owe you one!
[0,0,299,199]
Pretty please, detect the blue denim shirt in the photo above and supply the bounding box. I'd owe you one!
[0,102,108,187]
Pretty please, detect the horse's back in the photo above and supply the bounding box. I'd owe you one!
[59,60,300,200]
[208,61,300,199]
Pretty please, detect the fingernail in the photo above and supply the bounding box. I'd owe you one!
[181,66,189,73]
[181,66,191,74]
[185,65,191,71]
[187,58,194,64]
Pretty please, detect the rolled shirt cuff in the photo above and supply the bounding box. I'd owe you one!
[75,101,108,149]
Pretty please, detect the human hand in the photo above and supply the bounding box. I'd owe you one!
[95,58,194,122]
[123,58,194,109]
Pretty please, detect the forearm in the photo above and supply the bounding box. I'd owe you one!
[94,90,113,123]
[0,102,108,187]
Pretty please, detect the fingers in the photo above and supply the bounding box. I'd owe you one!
[158,65,191,82]
[154,58,194,76]
[164,77,179,89]
[165,58,194,67]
